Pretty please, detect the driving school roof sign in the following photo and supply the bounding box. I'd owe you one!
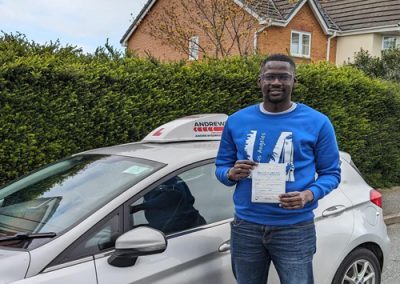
[142,113,228,143]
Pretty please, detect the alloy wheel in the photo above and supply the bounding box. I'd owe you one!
[342,259,375,284]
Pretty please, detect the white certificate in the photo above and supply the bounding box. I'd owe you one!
[251,163,286,203]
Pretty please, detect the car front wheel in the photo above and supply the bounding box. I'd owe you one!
[332,247,381,284]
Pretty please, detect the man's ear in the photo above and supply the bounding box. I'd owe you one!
[257,76,261,87]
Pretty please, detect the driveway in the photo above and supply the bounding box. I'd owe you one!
[382,223,400,284]
[382,187,400,225]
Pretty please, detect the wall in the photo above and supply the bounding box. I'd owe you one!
[372,34,384,57]
[257,2,334,63]
[127,0,185,61]
[336,34,379,65]
[126,0,257,61]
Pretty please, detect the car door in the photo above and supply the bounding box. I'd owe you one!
[267,161,355,284]
[94,160,236,284]
[311,185,354,284]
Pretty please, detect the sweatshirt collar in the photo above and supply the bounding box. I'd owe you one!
[259,102,297,115]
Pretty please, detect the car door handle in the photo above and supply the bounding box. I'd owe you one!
[322,205,346,217]
[218,240,231,252]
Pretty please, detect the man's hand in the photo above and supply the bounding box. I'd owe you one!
[228,160,257,181]
[279,190,314,210]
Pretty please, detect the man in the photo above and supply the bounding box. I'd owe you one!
[130,176,206,234]
[215,54,341,284]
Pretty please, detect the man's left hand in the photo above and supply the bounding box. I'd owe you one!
[279,190,314,210]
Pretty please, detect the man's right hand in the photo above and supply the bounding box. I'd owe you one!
[228,160,257,181]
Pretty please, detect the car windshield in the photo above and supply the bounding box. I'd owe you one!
[0,154,164,248]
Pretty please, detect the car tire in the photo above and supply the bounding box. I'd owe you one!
[332,247,381,284]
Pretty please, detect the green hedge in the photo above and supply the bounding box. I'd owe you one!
[1,34,400,187]
[294,64,400,186]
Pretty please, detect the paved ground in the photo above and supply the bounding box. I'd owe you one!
[382,223,400,284]
[381,187,400,225]
[381,187,400,284]
[381,187,400,216]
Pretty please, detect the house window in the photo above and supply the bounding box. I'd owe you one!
[382,36,400,50]
[189,36,199,60]
[291,31,311,58]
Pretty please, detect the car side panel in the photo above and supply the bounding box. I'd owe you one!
[240,186,355,284]
[338,161,390,269]
[312,187,354,284]
[12,260,97,284]
[337,203,390,269]
[95,223,235,284]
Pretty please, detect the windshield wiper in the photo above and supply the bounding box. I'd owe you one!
[0,232,56,242]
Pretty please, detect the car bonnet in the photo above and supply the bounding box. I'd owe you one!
[0,248,30,283]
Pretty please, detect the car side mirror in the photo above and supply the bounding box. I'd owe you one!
[108,226,167,267]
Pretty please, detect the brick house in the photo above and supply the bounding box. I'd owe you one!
[121,0,400,64]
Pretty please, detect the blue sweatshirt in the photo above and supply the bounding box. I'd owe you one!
[215,103,341,225]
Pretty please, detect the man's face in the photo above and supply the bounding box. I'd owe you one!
[259,61,295,105]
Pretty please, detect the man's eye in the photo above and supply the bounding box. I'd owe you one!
[262,74,292,81]
[280,74,291,80]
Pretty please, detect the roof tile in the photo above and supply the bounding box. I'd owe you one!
[320,0,400,31]
[122,0,400,44]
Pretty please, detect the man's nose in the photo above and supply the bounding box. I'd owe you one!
[271,77,281,84]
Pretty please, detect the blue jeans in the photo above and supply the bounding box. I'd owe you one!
[231,217,316,284]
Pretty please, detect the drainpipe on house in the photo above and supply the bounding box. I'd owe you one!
[326,31,337,62]
[254,21,272,55]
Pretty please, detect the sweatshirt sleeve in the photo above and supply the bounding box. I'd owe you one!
[215,119,237,186]
[308,118,341,201]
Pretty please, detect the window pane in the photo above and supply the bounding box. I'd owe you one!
[189,36,199,60]
[83,214,120,251]
[130,163,234,235]
[49,211,122,266]
[302,34,310,56]
[291,33,300,55]
[383,37,396,49]
[0,155,163,241]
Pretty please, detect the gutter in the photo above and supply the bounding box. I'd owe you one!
[326,30,337,62]
[254,21,271,54]
[337,24,400,36]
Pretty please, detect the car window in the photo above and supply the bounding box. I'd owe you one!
[129,162,234,236]
[48,207,123,267]
[0,154,164,249]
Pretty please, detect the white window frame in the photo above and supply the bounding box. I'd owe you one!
[188,36,199,61]
[382,36,400,50]
[290,30,311,58]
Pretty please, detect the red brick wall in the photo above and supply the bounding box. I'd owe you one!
[329,37,337,64]
[257,2,335,63]
[127,0,184,61]
[126,0,258,61]
[127,1,336,63]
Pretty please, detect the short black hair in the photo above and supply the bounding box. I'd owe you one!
[261,54,296,72]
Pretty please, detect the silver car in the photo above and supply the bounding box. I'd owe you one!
[0,114,390,284]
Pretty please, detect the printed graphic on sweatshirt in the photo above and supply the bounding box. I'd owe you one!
[245,131,257,161]
[245,131,295,182]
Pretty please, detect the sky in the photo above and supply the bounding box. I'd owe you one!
[0,0,149,53]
